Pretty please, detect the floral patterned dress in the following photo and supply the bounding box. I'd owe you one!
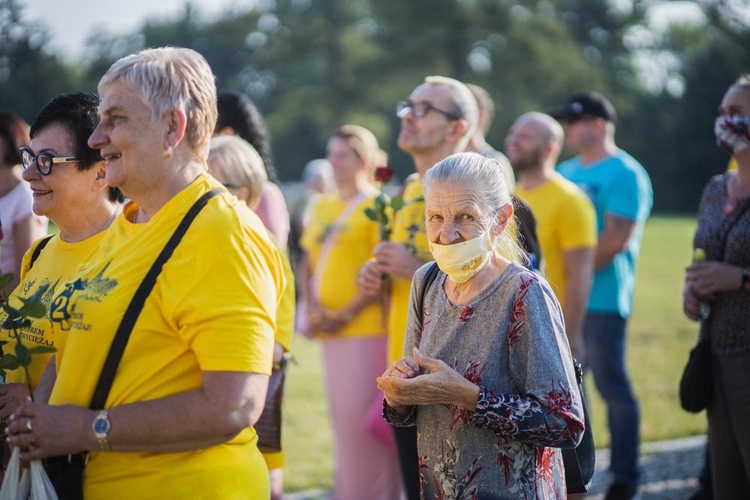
[385,262,585,499]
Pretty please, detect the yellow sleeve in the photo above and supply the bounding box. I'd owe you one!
[275,249,295,352]
[168,210,284,375]
[558,192,597,250]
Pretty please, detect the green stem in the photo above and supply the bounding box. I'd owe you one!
[1,289,34,401]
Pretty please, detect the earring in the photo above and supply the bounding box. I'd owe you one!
[165,144,173,157]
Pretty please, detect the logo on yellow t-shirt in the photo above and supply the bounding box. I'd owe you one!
[50,262,118,332]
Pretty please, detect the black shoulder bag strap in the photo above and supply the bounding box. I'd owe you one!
[416,262,440,327]
[28,235,54,270]
[89,189,221,410]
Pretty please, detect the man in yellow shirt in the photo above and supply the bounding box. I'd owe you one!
[359,75,478,500]
[505,112,597,356]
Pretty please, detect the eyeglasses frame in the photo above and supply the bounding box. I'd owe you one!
[18,146,81,176]
[396,100,461,121]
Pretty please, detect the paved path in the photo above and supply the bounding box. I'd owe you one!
[586,435,705,499]
[284,435,707,499]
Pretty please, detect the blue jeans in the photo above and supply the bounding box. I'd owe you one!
[583,312,640,485]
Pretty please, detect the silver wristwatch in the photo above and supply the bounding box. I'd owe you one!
[92,410,111,451]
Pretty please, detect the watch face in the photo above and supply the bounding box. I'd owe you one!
[94,417,110,435]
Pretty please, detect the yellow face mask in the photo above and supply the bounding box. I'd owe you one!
[429,231,493,284]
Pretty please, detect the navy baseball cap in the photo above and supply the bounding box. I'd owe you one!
[549,91,617,123]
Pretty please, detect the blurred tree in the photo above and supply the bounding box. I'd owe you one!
[0,0,82,120]
[632,0,750,212]
[2,0,747,211]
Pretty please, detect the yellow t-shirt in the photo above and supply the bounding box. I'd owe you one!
[48,173,284,499]
[0,232,104,387]
[387,178,431,363]
[300,192,385,337]
[515,173,596,306]
[272,235,295,353]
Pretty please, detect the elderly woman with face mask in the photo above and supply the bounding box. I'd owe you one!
[683,74,750,499]
[5,48,285,499]
[378,152,584,498]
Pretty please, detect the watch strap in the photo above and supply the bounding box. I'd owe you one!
[94,410,111,451]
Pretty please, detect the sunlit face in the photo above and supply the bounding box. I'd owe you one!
[326,135,365,188]
[88,80,169,198]
[22,122,101,223]
[425,180,493,246]
[505,118,546,174]
[397,84,458,156]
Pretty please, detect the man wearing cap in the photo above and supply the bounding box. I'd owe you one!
[551,91,652,500]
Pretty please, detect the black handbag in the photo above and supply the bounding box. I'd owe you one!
[678,193,750,414]
[44,190,220,500]
[679,323,712,413]
[416,263,594,494]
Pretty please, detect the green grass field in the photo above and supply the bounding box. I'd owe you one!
[281,215,705,493]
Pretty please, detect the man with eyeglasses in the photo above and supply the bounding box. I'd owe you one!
[359,75,478,500]
[551,91,653,500]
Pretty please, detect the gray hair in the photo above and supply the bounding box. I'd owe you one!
[423,152,525,263]
[733,73,750,92]
[98,47,218,162]
[208,135,267,208]
[424,76,478,146]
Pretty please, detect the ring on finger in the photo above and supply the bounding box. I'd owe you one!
[29,435,37,448]
[25,419,32,432]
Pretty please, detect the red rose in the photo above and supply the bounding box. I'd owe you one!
[374,166,394,183]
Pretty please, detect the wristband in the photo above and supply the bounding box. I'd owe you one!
[742,268,750,290]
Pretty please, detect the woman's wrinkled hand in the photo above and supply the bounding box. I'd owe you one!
[686,261,742,296]
[0,383,30,422]
[377,348,479,411]
[5,403,92,461]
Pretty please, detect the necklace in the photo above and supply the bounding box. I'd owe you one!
[724,173,749,216]
[98,207,120,232]
[724,196,739,216]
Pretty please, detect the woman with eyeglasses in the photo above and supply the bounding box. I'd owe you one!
[5,48,284,499]
[0,110,48,293]
[0,93,123,419]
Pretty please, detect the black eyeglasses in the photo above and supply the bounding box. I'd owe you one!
[396,100,461,121]
[19,147,81,176]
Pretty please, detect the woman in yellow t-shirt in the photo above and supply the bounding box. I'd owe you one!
[0,92,123,417]
[207,134,294,500]
[299,125,403,500]
[6,48,283,499]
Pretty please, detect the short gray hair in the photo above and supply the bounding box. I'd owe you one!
[424,76,478,146]
[98,47,217,162]
[423,152,524,263]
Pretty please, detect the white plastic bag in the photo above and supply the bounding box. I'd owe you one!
[0,448,57,500]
